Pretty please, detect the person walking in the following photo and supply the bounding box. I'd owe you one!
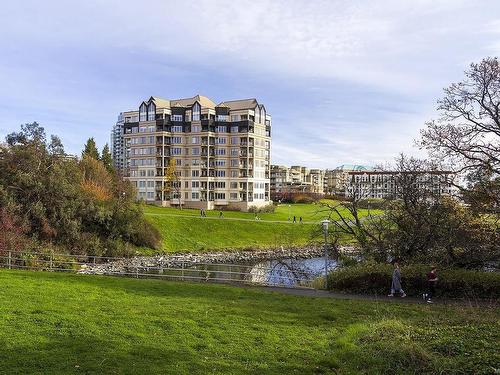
[388,261,406,297]
[219,210,223,218]
[424,266,438,303]
[299,216,303,224]
[293,216,296,223]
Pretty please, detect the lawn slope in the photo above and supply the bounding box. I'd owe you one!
[141,202,373,253]
[0,270,498,374]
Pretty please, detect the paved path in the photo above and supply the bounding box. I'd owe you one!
[244,285,497,307]
[146,212,320,224]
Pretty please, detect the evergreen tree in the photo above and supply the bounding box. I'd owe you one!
[101,143,113,172]
[82,137,100,160]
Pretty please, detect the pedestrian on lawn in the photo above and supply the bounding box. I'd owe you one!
[388,261,406,297]
[423,266,438,303]
[299,216,303,224]
[219,210,223,218]
[293,216,296,223]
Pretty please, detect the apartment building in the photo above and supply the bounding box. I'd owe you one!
[116,95,271,211]
[345,170,455,199]
[270,164,325,198]
[324,165,372,195]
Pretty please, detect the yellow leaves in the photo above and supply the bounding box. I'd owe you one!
[79,155,113,201]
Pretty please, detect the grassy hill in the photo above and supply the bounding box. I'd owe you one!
[0,270,497,374]
[141,202,377,253]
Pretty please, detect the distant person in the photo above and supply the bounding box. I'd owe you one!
[423,266,438,303]
[293,216,296,223]
[200,209,203,217]
[388,261,406,297]
[299,216,303,224]
[219,211,223,218]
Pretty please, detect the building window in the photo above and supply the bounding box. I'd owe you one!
[191,148,200,156]
[215,159,226,167]
[215,137,226,144]
[192,103,201,121]
[171,125,183,132]
[171,147,182,155]
[230,137,238,145]
[215,148,226,155]
[192,170,200,177]
[191,192,199,200]
[171,136,182,144]
[175,159,182,166]
[231,126,239,133]
[139,103,147,122]
[216,114,228,122]
[148,102,156,121]
[230,182,238,189]
[191,125,200,132]
[215,192,226,199]
[215,170,225,177]
[231,115,239,122]
[172,114,183,122]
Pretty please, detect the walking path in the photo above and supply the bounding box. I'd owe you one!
[146,212,320,224]
[246,285,497,307]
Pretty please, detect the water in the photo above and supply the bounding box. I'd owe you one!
[146,257,338,287]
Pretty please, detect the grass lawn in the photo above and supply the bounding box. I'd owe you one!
[0,270,498,374]
[141,201,376,253]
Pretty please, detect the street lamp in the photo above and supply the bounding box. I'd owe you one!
[321,219,330,289]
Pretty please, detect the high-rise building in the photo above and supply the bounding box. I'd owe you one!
[113,95,271,211]
[111,113,126,173]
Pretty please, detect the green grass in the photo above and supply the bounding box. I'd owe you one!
[141,202,377,253]
[0,270,498,374]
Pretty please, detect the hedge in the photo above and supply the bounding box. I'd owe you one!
[327,262,500,300]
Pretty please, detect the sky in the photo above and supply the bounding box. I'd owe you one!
[1,0,500,168]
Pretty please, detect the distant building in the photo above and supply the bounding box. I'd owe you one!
[324,165,373,195]
[111,113,126,173]
[270,164,325,198]
[345,170,455,199]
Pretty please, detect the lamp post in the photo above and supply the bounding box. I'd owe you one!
[321,219,330,289]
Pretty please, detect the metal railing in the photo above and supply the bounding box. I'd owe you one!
[0,250,317,289]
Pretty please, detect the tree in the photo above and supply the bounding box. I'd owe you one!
[164,158,182,209]
[82,137,100,160]
[420,57,500,212]
[0,122,161,256]
[101,143,113,172]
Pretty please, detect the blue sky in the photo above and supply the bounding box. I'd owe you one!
[1,0,500,168]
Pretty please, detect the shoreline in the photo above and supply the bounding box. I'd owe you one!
[79,245,358,274]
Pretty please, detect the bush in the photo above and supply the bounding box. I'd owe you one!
[327,262,500,300]
[248,203,276,214]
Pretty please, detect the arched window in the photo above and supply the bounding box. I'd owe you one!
[192,102,200,121]
[254,106,260,124]
[147,102,156,121]
[139,103,147,122]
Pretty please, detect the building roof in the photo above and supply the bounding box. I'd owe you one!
[150,95,217,109]
[217,98,258,111]
[335,164,373,171]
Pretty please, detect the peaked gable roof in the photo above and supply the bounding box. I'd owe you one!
[217,98,258,111]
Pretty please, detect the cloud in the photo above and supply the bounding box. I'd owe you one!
[0,0,499,165]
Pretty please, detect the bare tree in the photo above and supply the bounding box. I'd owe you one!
[419,57,500,211]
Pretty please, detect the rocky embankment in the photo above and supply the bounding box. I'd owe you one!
[78,246,358,275]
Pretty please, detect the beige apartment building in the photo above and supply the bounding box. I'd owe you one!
[324,165,372,195]
[118,95,271,211]
[270,165,324,198]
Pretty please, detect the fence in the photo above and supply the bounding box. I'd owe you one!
[0,250,319,289]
